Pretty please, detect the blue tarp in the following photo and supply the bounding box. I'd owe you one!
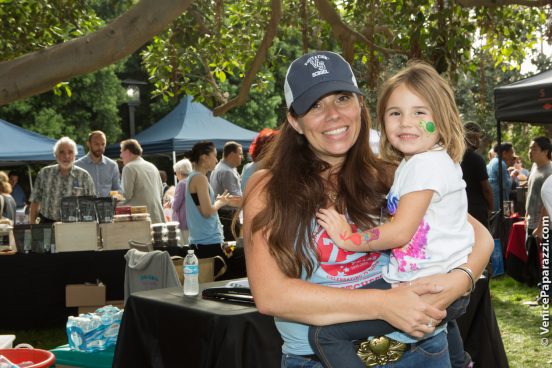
[106,96,258,156]
[0,118,85,164]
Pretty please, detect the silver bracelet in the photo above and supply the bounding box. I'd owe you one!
[449,266,476,294]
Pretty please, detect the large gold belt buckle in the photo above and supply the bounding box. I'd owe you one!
[356,336,408,367]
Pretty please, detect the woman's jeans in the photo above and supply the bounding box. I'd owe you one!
[282,331,450,368]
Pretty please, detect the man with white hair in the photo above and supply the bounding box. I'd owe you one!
[29,137,95,223]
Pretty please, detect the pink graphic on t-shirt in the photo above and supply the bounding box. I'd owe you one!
[316,224,378,277]
[391,220,430,272]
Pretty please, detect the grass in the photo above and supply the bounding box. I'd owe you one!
[489,275,551,367]
[1,275,550,367]
[0,328,66,350]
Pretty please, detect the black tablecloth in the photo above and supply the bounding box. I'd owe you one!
[113,283,282,368]
[457,276,509,368]
[1,250,126,329]
[114,277,509,368]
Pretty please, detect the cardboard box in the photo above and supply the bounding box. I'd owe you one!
[54,222,99,252]
[77,305,101,315]
[76,300,124,315]
[106,299,125,309]
[66,284,106,307]
[100,220,151,250]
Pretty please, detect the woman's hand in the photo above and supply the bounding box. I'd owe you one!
[408,273,468,310]
[215,190,231,208]
[378,283,447,338]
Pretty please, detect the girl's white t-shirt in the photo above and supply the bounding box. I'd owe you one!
[383,149,474,283]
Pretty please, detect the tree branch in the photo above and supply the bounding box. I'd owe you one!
[313,0,405,59]
[198,53,228,104]
[0,0,193,105]
[212,0,281,116]
[457,0,551,6]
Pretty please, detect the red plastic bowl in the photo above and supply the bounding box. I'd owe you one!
[0,348,55,367]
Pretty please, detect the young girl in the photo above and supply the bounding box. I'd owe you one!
[311,61,475,368]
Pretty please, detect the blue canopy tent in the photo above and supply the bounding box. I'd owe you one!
[0,118,85,164]
[0,118,85,190]
[106,96,258,159]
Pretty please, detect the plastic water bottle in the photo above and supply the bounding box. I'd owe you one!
[183,249,199,296]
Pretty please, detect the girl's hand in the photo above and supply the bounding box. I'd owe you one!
[379,283,446,338]
[316,207,354,249]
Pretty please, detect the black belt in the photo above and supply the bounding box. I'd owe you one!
[218,208,236,214]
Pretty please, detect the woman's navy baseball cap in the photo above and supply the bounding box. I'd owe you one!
[284,51,363,116]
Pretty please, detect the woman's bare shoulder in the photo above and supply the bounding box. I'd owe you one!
[244,169,271,196]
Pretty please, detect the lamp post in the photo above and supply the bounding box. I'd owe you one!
[122,79,147,138]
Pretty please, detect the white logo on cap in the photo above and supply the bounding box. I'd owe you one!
[305,55,329,77]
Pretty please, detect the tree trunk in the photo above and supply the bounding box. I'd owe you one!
[0,0,193,106]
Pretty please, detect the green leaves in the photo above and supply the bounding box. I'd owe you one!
[0,0,104,61]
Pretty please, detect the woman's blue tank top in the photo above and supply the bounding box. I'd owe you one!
[185,171,224,245]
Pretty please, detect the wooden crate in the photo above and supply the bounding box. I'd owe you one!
[100,220,151,250]
[54,222,99,252]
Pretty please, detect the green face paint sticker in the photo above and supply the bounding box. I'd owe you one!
[419,120,436,134]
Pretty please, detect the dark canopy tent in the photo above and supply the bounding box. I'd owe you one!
[0,118,84,165]
[105,95,258,159]
[495,68,552,124]
[494,68,552,204]
[493,68,552,246]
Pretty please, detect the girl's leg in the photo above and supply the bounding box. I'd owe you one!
[447,321,466,368]
[387,331,451,368]
[308,279,396,368]
[281,353,324,368]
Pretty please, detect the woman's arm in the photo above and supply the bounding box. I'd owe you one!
[172,181,185,213]
[317,190,433,251]
[244,171,446,338]
[416,214,494,309]
[192,175,230,217]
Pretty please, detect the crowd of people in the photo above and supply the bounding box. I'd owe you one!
[1,48,550,367]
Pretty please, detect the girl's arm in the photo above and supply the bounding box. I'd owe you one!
[317,190,433,252]
[244,171,445,338]
[416,214,494,309]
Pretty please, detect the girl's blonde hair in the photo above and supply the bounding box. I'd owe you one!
[377,60,465,163]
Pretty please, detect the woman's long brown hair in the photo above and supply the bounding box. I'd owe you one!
[245,97,391,278]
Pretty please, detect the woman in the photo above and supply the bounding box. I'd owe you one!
[186,141,244,279]
[241,128,279,192]
[172,158,193,243]
[242,51,493,367]
[0,171,16,222]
